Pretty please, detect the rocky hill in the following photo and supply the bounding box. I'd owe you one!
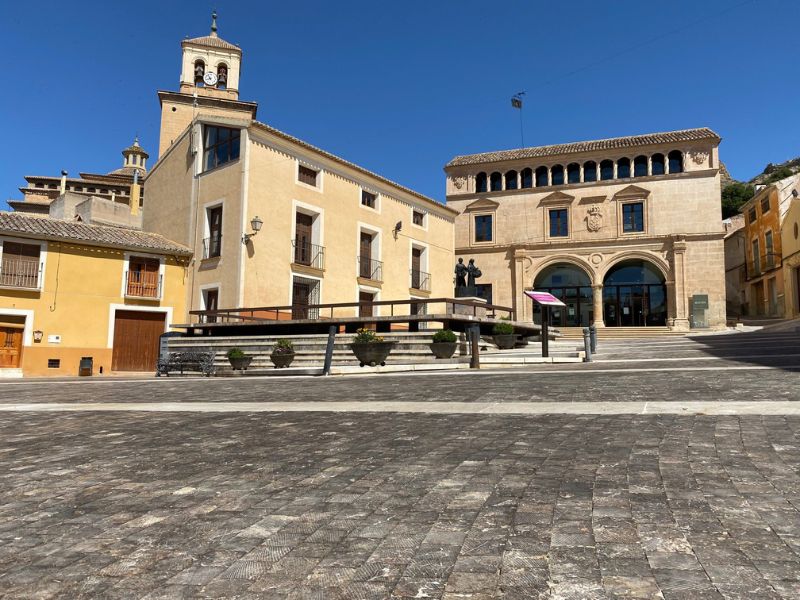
[720,156,799,218]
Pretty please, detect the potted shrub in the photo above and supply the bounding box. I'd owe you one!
[350,328,396,367]
[226,348,252,371]
[492,320,516,349]
[270,339,295,369]
[429,329,458,359]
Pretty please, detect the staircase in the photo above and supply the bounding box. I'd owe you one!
[556,326,688,339]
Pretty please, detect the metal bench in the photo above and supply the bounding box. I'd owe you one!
[156,351,216,377]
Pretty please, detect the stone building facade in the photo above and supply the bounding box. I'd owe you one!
[445,129,726,330]
[144,15,456,320]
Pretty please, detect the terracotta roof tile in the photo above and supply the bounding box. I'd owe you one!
[0,212,191,255]
[446,128,721,168]
[182,35,241,52]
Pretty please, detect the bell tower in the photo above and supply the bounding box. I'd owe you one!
[157,11,257,157]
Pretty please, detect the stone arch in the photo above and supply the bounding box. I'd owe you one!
[599,251,672,283]
[531,255,596,287]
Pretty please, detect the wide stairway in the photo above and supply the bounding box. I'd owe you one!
[166,332,584,371]
[556,326,688,339]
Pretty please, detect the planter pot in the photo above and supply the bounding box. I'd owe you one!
[429,342,457,359]
[270,352,295,369]
[350,341,396,367]
[493,334,516,350]
[228,356,253,371]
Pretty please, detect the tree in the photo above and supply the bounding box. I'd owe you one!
[721,183,755,219]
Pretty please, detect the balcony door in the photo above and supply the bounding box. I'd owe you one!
[128,257,160,298]
[0,327,23,368]
[411,247,422,289]
[359,232,373,278]
[1,242,41,289]
[294,213,313,265]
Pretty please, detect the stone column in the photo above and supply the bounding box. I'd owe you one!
[513,253,528,321]
[592,284,605,327]
[669,237,690,331]
[613,161,618,179]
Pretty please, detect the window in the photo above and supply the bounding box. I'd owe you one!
[583,161,597,182]
[633,155,648,177]
[489,172,502,192]
[535,166,549,187]
[761,196,770,214]
[549,209,569,237]
[475,284,493,305]
[202,288,220,322]
[361,190,377,209]
[205,206,223,258]
[474,214,493,243]
[521,168,533,188]
[475,172,487,193]
[617,158,631,179]
[126,257,161,298]
[505,170,518,190]
[551,165,564,186]
[298,164,318,187]
[752,239,760,273]
[668,150,683,174]
[47,359,60,369]
[765,230,774,267]
[600,160,614,180]
[651,153,665,175]
[412,210,425,227]
[567,163,580,184]
[203,126,241,171]
[622,202,644,232]
[0,241,42,289]
[748,207,757,223]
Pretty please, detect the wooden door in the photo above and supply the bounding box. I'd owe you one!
[359,232,373,278]
[295,213,313,265]
[411,248,422,288]
[0,328,23,368]
[204,289,219,323]
[111,311,166,371]
[128,257,160,298]
[359,291,374,317]
[292,280,311,319]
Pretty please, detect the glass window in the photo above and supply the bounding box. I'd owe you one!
[551,165,564,186]
[520,168,533,188]
[765,230,774,267]
[752,239,760,273]
[748,207,757,223]
[567,163,580,184]
[549,208,568,237]
[361,190,376,208]
[651,153,665,175]
[205,206,223,258]
[474,214,493,242]
[600,160,614,180]
[475,172,487,193]
[413,210,425,226]
[475,284,493,305]
[203,125,241,171]
[298,164,318,187]
[622,202,644,232]
[761,196,770,214]
[583,161,597,182]
[634,155,648,177]
[617,158,631,179]
[668,150,683,174]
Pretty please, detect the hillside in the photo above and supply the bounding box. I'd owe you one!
[720,156,800,218]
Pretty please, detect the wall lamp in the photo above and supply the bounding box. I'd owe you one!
[393,221,402,239]
[241,216,264,244]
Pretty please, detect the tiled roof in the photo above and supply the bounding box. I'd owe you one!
[446,128,721,168]
[251,121,458,216]
[182,35,241,52]
[0,212,191,256]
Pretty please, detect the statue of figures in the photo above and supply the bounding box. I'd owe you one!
[454,258,467,295]
[466,258,482,290]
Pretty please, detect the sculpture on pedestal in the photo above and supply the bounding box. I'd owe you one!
[454,258,482,297]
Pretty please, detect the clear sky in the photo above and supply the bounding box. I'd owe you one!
[2,0,798,210]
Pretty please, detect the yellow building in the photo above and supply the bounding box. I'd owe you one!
[0,212,190,377]
[779,175,800,319]
[145,15,456,319]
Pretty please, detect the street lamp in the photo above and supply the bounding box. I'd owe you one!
[242,216,264,244]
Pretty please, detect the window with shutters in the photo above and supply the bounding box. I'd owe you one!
[0,240,43,289]
[298,164,319,188]
[361,190,377,209]
[412,210,425,228]
[204,205,223,258]
[125,256,162,299]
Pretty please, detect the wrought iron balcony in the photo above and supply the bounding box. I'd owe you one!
[410,268,431,292]
[125,271,163,299]
[357,256,383,281]
[0,257,42,290]
[292,240,325,270]
[202,235,222,259]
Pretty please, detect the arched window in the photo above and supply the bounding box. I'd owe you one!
[583,161,597,182]
[617,157,631,179]
[535,166,549,187]
[475,172,487,193]
[551,165,564,186]
[633,155,648,177]
[600,159,614,180]
[521,167,533,188]
[490,172,502,191]
[651,153,665,175]
[217,63,228,89]
[505,170,518,190]
[567,163,581,184]
[668,150,683,173]
[194,60,205,84]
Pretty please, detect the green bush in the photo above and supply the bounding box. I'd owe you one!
[721,182,755,219]
[492,321,514,335]
[227,348,246,359]
[272,339,294,354]
[432,329,457,343]
[353,328,384,343]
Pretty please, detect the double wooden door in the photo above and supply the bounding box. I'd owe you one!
[111,311,166,372]
[0,328,23,368]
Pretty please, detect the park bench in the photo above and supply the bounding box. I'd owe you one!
[156,351,216,377]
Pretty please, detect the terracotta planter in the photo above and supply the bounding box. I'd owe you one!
[493,334,516,350]
[350,341,396,367]
[228,356,253,371]
[429,342,457,359]
[270,352,295,369]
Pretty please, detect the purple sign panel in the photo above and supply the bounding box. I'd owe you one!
[524,290,566,307]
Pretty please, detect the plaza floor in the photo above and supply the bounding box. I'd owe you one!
[0,330,799,599]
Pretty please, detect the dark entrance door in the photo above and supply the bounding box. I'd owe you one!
[359,232,373,278]
[532,263,593,327]
[411,248,422,289]
[602,260,667,327]
[0,327,23,368]
[294,213,313,265]
[359,291,375,317]
[112,311,166,371]
[292,280,311,319]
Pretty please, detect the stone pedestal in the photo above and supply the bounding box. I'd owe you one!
[449,297,487,318]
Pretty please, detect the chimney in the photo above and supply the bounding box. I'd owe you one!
[59,170,68,194]
[130,170,141,216]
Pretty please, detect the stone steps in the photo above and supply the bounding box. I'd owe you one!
[556,326,687,339]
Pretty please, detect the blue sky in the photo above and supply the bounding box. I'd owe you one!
[2,0,798,209]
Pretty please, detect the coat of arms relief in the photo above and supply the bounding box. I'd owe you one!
[586,206,603,232]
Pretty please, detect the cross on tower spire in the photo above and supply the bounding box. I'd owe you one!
[210,10,218,37]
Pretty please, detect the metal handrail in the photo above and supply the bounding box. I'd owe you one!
[410,268,431,292]
[125,271,163,299]
[357,256,383,281]
[0,257,42,289]
[292,240,325,270]
[202,235,222,259]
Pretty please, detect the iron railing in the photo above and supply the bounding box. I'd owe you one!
[0,257,42,289]
[357,256,383,281]
[202,235,222,259]
[410,268,431,291]
[293,240,325,270]
[125,271,163,299]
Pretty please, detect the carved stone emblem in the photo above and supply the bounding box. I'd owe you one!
[452,176,466,190]
[586,206,603,232]
[690,150,709,165]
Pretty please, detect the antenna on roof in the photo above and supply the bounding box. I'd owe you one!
[511,92,526,148]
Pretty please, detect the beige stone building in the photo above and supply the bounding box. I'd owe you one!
[445,129,726,330]
[144,15,456,320]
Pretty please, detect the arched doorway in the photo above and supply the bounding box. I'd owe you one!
[533,263,593,327]
[602,259,667,326]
